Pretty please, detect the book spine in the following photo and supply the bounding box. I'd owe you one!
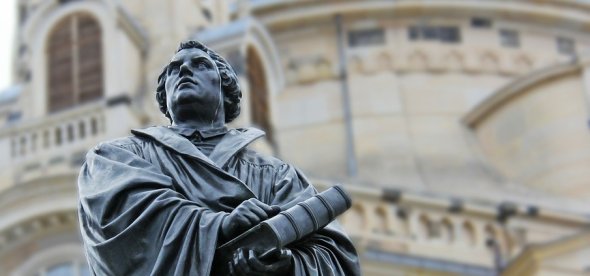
[263,185,352,247]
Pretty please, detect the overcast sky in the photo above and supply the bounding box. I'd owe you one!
[0,0,16,91]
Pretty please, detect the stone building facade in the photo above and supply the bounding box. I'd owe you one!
[1,0,590,275]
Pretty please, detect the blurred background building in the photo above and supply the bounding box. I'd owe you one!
[1,0,590,275]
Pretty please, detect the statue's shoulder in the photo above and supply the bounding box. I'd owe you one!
[91,128,160,156]
[226,127,285,168]
[235,146,286,169]
[92,135,143,152]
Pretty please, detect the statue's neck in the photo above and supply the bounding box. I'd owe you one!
[169,99,226,131]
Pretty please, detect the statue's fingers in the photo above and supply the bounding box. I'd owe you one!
[248,205,269,221]
[234,248,251,276]
[269,205,281,216]
[247,249,269,272]
[250,198,274,214]
[227,259,236,275]
[243,211,263,226]
[278,248,293,260]
[233,216,252,231]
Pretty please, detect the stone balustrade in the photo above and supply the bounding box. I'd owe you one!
[0,102,107,187]
[311,182,589,269]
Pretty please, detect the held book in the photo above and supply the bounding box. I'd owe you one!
[213,185,352,272]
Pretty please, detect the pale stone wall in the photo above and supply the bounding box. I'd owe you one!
[472,70,590,197]
[2,0,590,275]
[268,12,580,200]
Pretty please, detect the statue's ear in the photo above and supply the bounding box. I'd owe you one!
[157,66,168,89]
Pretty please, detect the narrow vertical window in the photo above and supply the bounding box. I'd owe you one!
[20,137,27,155]
[79,121,86,139]
[55,128,63,146]
[31,133,37,152]
[91,118,98,135]
[67,124,74,142]
[47,14,103,113]
[47,17,74,112]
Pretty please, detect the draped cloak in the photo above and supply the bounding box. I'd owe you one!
[78,126,360,275]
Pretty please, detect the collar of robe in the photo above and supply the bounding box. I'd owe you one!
[131,126,264,166]
[130,126,266,205]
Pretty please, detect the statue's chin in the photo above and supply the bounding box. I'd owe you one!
[176,88,201,100]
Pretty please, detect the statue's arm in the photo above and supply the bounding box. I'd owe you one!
[78,140,225,275]
[271,164,362,276]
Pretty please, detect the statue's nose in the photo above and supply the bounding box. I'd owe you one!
[179,63,192,76]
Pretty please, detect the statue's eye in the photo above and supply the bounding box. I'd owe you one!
[168,63,180,74]
[196,60,210,70]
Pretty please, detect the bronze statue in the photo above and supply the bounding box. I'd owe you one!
[77,40,360,275]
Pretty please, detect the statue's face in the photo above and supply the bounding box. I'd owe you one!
[164,48,222,123]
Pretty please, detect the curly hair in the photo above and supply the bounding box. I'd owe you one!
[156,40,241,123]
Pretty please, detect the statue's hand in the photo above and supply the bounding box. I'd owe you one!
[228,248,293,276]
[221,198,280,240]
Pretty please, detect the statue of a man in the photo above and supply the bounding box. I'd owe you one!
[78,40,360,275]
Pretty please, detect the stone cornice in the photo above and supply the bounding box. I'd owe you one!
[312,180,590,226]
[462,59,581,128]
[248,0,590,32]
[503,228,590,275]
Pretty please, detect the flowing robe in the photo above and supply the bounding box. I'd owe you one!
[78,126,360,275]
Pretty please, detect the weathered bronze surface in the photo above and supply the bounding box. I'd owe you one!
[78,40,360,275]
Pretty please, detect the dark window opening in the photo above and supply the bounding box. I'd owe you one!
[557,37,576,55]
[471,18,492,28]
[91,118,98,135]
[7,111,22,124]
[79,121,86,139]
[408,26,419,40]
[47,14,103,113]
[408,25,461,44]
[500,29,520,48]
[55,128,62,146]
[439,26,461,43]
[67,124,74,142]
[18,5,27,25]
[20,137,26,155]
[202,8,212,22]
[18,44,27,57]
[11,139,16,157]
[31,133,37,152]
[422,26,439,40]
[59,0,80,4]
[348,28,385,48]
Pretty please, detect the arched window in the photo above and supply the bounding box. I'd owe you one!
[47,14,103,113]
[246,47,273,143]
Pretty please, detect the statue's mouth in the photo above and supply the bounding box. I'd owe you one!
[176,78,198,89]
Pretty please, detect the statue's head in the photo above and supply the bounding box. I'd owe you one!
[156,40,241,124]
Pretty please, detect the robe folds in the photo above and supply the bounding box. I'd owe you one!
[78,126,361,276]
